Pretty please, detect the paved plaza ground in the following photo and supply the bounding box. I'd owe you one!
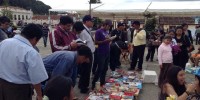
[37,39,196,100]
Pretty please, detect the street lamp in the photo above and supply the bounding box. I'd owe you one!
[89,0,101,16]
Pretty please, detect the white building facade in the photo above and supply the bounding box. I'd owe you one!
[0,6,33,25]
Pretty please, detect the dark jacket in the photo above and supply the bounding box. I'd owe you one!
[185,30,193,44]
[42,26,49,37]
[111,29,127,43]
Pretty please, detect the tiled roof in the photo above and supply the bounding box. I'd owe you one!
[159,17,195,25]
[32,15,61,20]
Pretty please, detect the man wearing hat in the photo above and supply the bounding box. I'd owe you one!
[110,22,127,70]
[77,15,95,93]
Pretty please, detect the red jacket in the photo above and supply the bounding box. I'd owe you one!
[49,26,77,52]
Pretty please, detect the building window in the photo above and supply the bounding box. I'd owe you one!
[18,15,21,20]
[26,15,28,20]
[14,15,17,20]
[22,15,24,20]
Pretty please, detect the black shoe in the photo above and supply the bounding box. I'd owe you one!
[128,68,135,71]
[146,59,148,61]
[136,68,142,71]
[91,85,95,90]
[150,59,153,62]
[80,88,89,94]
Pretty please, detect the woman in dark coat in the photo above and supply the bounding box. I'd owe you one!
[173,26,191,69]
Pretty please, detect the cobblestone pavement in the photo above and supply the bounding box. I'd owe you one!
[36,39,196,100]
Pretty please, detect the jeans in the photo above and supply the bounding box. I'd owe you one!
[92,53,109,89]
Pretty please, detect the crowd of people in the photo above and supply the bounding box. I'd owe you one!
[1,14,200,100]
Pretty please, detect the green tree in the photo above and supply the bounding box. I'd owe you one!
[1,8,13,19]
[143,11,157,33]
[1,0,51,15]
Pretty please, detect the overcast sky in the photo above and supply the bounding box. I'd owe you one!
[40,0,200,10]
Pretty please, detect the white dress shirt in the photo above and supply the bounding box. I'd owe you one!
[0,35,48,84]
[78,25,95,53]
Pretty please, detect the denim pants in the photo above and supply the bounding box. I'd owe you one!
[92,53,109,89]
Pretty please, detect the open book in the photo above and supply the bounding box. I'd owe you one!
[74,38,87,44]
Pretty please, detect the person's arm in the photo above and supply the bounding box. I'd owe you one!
[188,30,193,44]
[79,30,91,46]
[70,65,77,87]
[158,45,163,68]
[165,83,195,100]
[136,30,146,40]
[110,30,115,37]
[26,50,48,100]
[34,83,43,100]
[51,30,73,51]
[183,35,191,48]
[95,30,111,45]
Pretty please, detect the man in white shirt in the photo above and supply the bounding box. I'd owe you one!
[0,24,48,100]
[77,15,95,93]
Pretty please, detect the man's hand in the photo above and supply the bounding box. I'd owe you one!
[105,38,111,43]
[70,42,78,49]
[33,84,43,100]
[177,43,182,46]
[36,95,43,100]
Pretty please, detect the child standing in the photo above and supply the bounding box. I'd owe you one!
[158,35,173,88]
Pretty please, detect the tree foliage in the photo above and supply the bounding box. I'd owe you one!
[1,8,13,19]
[0,0,51,15]
[144,17,157,32]
[143,11,157,33]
